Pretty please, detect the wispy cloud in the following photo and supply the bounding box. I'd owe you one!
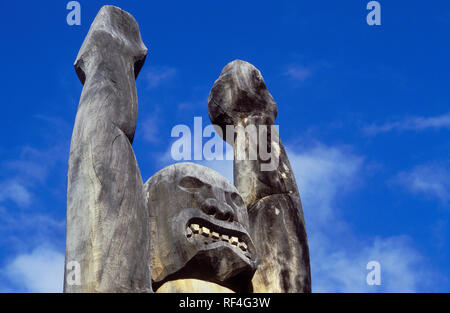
[5,161,48,184]
[0,207,65,236]
[1,245,64,292]
[144,66,177,89]
[395,164,450,203]
[139,110,161,144]
[365,113,450,135]
[284,65,313,82]
[176,96,208,112]
[289,144,363,224]
[287,143,434,292]
[0,180,32,207]
[0,115,69,292]
[310,234,427,292]
[0,201,65,293]
[0,144,68,208]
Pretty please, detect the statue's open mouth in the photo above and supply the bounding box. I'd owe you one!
[184,215,255,261]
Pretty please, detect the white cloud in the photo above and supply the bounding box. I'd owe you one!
[0,142,69,209]
[177,97,209,112]
[288,144,363,224]
[6,161,48,183]
[310,234,426,292]
[396,164,450,203]
[200,141,433,291]
[3,246,64,292]
[140,112,161,144]
[284,65,312,82]
[145,66,177,89]
[0,180,32,207]
[0,208,65,234]
[365,113,450,135]
[0,117,69,292]
[286,143,433,292]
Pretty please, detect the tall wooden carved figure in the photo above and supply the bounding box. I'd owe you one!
[209,60,311,292]
[64,6,152,292]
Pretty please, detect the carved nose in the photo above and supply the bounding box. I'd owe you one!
[202,198,234,222]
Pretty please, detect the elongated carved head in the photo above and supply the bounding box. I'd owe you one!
[144,163,257,292]
[208,59,278,137]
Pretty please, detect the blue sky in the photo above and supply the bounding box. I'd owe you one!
[0,0,449,292]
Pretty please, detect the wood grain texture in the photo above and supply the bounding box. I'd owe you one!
[64,5,152,293]
[208,60,311,292]
[144,163,257,293]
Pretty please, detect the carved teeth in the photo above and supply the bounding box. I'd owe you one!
[187,223,247,252]
[191,224,200,234]
[211,232,220,240]
[201,227,210,237]
[239,242,247,251]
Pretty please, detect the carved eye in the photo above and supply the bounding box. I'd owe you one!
[178,176,205,192]
[230,192,245,208]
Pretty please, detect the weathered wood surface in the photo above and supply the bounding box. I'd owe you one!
[208,60,311,292]
[64,5,152,292]
[144,163,257,293]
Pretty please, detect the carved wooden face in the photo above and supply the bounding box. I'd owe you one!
[144,163,257,292]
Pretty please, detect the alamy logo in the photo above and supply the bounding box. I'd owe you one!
[366,260,381,286]
[66,261,81,286]
[170,117,280,171]
[66,1,81,26]
[366,1,381,26]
